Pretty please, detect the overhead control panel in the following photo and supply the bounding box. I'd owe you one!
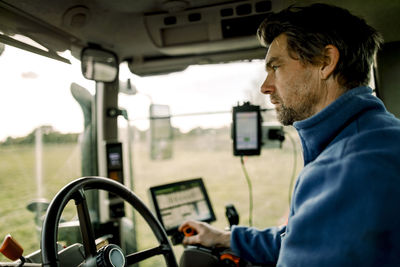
[130,0,281,75]
[144,0,275,53]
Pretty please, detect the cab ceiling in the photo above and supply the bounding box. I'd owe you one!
[0,0,399,76]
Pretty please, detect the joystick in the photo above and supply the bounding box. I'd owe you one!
[182,226,197,237]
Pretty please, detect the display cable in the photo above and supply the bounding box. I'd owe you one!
[240,155,253,227]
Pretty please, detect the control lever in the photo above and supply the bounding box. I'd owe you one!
[182,226,197,237]
[179,226,242,267]
[172,225,198,245]
[225,204,239,229]
[0,234,25,266]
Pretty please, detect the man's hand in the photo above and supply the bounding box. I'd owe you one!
[178,220,231,248]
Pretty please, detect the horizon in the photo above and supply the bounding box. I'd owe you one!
[0,45,270,142]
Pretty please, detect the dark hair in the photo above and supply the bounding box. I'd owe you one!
[257,3,383,89]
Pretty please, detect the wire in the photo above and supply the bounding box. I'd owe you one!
[285,131,298,206]
[240,155,253,227]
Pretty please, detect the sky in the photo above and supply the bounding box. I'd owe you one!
[0,45,269,142]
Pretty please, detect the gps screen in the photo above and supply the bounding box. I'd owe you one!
[235,111,258,150]
[149,178,216,235]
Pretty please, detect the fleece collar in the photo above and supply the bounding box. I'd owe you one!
[293,86,383,165]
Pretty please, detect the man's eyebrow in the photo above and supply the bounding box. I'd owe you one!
[265,57,281,70]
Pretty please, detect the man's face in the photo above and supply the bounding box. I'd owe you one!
[261,34,322,125]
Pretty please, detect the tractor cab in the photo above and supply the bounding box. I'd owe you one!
[0,0,399,266]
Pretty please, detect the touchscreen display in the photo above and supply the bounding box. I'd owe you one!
[235,111,258,150]
[149,178,216,234]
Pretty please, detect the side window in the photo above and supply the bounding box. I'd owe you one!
[0,46,92,258]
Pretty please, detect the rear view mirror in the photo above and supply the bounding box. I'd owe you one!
[81,47,118,82]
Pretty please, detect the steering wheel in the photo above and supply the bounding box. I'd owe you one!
[40,176,178,267]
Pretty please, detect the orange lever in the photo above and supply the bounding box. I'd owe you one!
[220,253,240,267]
[0,234,24,261]
[182,226,197,237]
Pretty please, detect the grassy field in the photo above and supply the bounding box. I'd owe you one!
[0,128,303,265]
[0,143,82,261]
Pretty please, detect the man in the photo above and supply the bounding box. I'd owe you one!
[179,3,400,266]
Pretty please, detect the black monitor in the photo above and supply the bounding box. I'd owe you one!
[148,178,216,235]
[232,102,262,156]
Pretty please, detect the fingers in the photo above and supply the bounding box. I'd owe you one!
[182,234,200,245]
[179,220,203,246]
[178,220,200,232]
[178,220,231,248]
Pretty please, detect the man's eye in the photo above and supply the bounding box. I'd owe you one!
[272,65,279,71]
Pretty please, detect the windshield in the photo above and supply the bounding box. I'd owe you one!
[118,62,303,264]
[0,45,302,264]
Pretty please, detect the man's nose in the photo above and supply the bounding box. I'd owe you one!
[260,74,274,95]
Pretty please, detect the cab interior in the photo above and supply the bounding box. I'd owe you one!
[0,0,399,266]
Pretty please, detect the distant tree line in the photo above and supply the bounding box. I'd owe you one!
[0,125,79,146]
[1,124,231,146]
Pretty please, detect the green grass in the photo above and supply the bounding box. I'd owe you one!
[0,143,81,261]
[0,128,303,265]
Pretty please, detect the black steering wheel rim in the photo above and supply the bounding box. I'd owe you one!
[40,176,178,267]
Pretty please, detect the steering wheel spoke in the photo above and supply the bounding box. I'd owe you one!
[73,189,97,259]
[126,245,169,265]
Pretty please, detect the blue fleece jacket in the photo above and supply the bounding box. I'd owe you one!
[231,86,400,266]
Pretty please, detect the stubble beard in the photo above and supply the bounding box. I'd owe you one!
[273,88,320,126]
[271,66,323,125]
[276,104,300,126]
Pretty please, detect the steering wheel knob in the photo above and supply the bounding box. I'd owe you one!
[96,244,126,267]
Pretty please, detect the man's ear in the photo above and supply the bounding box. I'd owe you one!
[320,45,339,80]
